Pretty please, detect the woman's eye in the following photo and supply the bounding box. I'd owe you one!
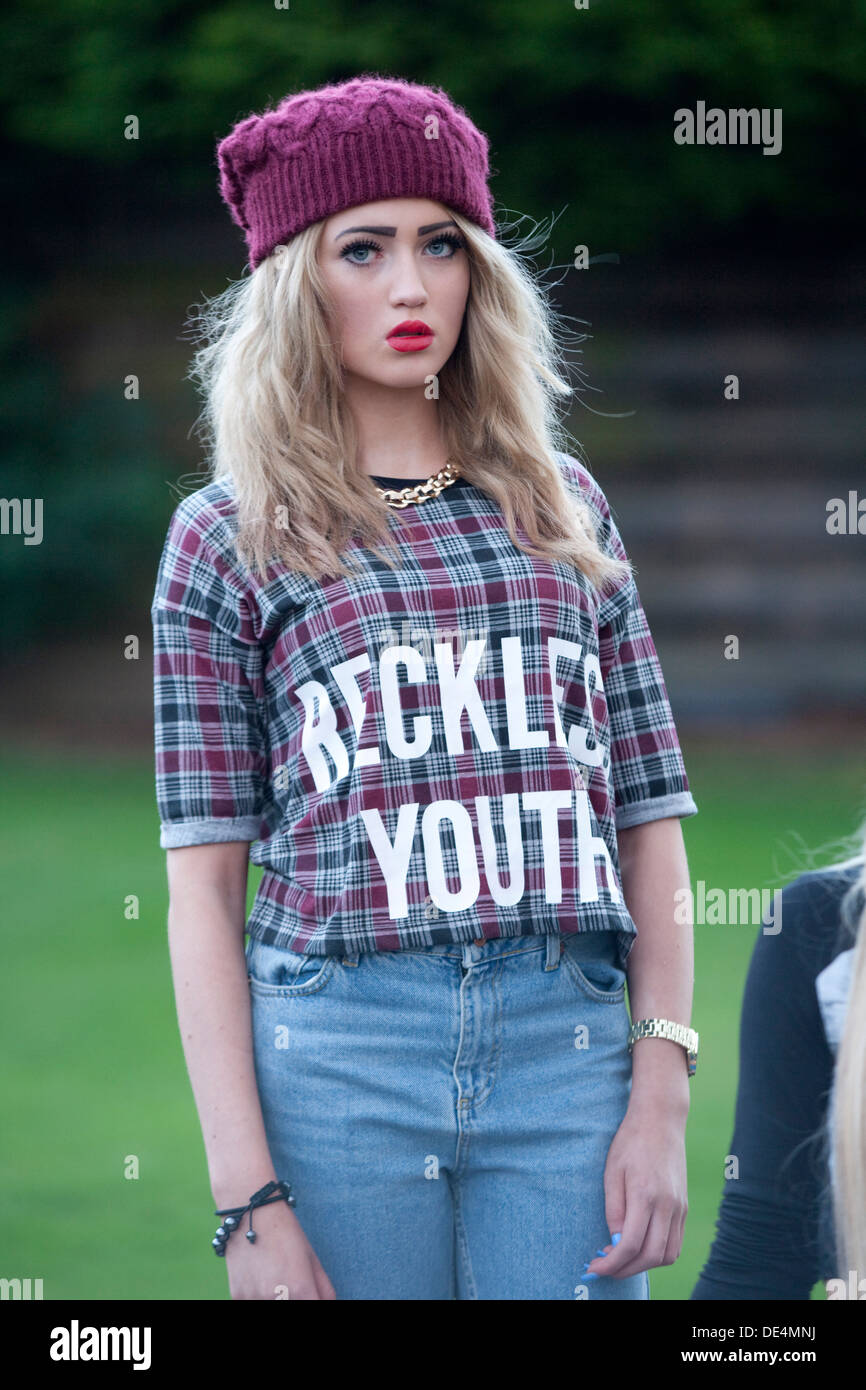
[341,240,380,264]
[340,234,464,265]
[426,236,463,257]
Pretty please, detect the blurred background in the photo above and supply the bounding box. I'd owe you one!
[2,0,864,1300]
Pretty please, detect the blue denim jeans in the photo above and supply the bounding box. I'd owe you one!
[245,928,650,1301]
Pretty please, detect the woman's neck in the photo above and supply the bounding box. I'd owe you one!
[343,374,450,479]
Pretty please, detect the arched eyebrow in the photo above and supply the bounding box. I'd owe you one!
[334,220,458,241]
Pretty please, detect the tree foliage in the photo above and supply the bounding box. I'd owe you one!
[2,0,863,252]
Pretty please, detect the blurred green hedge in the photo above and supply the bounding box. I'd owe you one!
[2,0,863,253]
[2,0,862,653]
[0,283,174,655]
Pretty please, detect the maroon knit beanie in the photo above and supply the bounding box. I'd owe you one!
[216,73,497,269]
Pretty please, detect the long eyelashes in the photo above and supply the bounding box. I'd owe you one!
[339,232,466,264]
[339,238,384,262]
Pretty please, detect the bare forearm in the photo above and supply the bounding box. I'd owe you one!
[167,886,277,1206]
[618,816,694,1111]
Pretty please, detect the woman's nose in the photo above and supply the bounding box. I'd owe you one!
[388,252,428,305]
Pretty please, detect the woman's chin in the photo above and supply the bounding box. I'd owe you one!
[344,357,447,391]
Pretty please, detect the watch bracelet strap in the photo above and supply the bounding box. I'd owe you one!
[628,1018,699,1077]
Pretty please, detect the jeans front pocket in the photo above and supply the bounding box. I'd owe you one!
[560,930,627,1003]
[246,936,338,998]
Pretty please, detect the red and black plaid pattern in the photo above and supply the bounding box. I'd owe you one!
[151,453,697,961]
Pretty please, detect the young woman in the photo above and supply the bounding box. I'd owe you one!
[151,74,699,1301]
[691,823,866,1299]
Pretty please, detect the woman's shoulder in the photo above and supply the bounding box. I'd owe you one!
[154,475,253,617]
[553,450,612,516]
[769,860,864,976]
[161,475,243,567]
[781,861,863,930]
[781,861,862,1058]
[169,474,238,533]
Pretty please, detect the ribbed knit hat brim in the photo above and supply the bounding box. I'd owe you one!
[217,74,497,268]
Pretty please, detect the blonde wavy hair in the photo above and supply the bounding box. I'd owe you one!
[183,207,631,595]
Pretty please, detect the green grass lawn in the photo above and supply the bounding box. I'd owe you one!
[2,742,863,1301]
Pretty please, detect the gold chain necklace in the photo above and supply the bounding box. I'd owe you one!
[374,461,462,509]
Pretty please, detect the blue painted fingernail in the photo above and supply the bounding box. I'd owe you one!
[612,1233,622,1245]
[595,1248,608,1258]
[583,1272,599,1281]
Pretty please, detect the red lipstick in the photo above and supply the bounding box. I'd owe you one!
[387,319,434,352]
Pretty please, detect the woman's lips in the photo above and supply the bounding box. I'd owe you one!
[387,320,434,352]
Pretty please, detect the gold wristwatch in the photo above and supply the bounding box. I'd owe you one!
[627,1019,699,1078]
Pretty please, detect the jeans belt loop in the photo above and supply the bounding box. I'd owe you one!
[544,933,562,971]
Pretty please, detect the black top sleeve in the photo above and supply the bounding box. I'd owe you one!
[690,868,853,1300]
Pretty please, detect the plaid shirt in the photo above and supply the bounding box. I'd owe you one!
[151,453,697,964]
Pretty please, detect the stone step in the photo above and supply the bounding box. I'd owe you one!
[651,635,866,721]
[634,562,865,634]
[598,481,864,546]
[574,406,863,476]
[588,330,864,398]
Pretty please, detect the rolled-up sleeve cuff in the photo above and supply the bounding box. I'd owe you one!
[615,792,699,831]
[159,817,262,848]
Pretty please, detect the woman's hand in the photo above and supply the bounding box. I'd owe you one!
[596,814,693,1283]
[582,1095,688,1282]
[224,1201,338,1300]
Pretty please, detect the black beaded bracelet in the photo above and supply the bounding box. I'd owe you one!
[211,1179,296,1256]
